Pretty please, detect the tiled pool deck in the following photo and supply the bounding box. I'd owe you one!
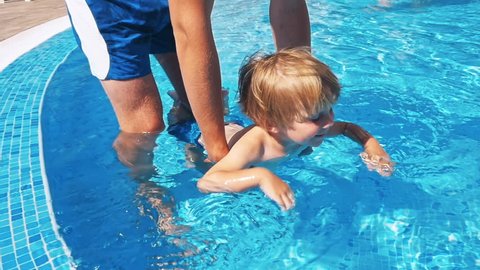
[0,18,75,269]
[0,0,67,41]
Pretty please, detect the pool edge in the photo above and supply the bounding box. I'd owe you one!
[38,47,77,269]
[0,16,71,72]
[0,16,77,269]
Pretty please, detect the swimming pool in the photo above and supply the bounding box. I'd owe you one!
[2,0,480,269]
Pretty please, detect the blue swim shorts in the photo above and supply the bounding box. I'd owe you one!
[65,0,176,80]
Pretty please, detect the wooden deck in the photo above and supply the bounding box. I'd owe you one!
[0,0,67,41]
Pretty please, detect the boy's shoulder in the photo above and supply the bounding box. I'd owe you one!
[237,126,288,161]
[229,125,266,147]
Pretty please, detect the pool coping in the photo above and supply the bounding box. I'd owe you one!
[0,16,71,72]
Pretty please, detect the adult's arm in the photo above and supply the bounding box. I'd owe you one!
[270,0,311,49]
[169,0,229,162]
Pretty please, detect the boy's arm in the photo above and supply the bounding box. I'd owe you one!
[326,122,370,145]
[327,122,395,176]
[326,122,384,154]
[198,135,295,210]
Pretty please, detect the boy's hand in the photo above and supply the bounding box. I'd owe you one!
[361,138,395,177]
[360,152,395,177]
[259,176,295,211]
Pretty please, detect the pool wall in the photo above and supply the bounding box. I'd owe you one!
[0,17,74,269]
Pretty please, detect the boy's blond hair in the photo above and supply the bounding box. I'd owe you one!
[238,47,340,129]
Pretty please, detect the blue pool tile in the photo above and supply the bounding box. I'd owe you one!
[39,210,50,220]
[39,263,54,270]
[33,179,43,187]
[0,230,11,240]
[43,235,57,246]
[0,217,9,226]
[41,229,55,238]
[0,224,8,236]
[29,233,41,243]
[53,256,70,268]
[0,172,8,181]
[31,242,46,258]
[46,240,62,251]
[21,168,30,176]
[23,193,34,202]
[13,232,27,244]
[32,167,41,175]
[23,200,35,210]
[39,217,52,229]
[15,238,28,250]
[19,260,36,270]
[9,164,19,173]
[25,216,36,226]
[0,246,14,258]
[12,219,24,231]
[28,227,41,238]
[0,31,76,269]
[16,246,30,257]
[2,259,18,270]
[2,252,16,265]
[34,254,49,267]
[55,262,72,270]
[11,214,23,221]
[17,252,33,266]
[0,207,8,214]
[48,248,65,258]
[9,192,20,202]
[26,221,39,230]
[11,207,23,215]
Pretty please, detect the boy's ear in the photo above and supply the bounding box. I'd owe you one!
[267,125,280,134]
[264,119,281,134]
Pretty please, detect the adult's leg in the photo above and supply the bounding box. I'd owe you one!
[102,75,165,133]
[155,52,190,110]
[156,52,230,126]
[155,52,196,125]
[113,131,159,180]
[104,76,164,179]
[269,0,311,49]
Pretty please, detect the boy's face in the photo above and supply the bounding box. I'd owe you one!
[283,107,335,147]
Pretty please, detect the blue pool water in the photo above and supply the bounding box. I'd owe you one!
[3,0,480,269]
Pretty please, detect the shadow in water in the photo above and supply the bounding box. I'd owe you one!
[286,162,437,267]
[42,47,196,269]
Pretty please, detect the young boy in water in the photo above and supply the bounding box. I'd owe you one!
[196,47,394,211]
